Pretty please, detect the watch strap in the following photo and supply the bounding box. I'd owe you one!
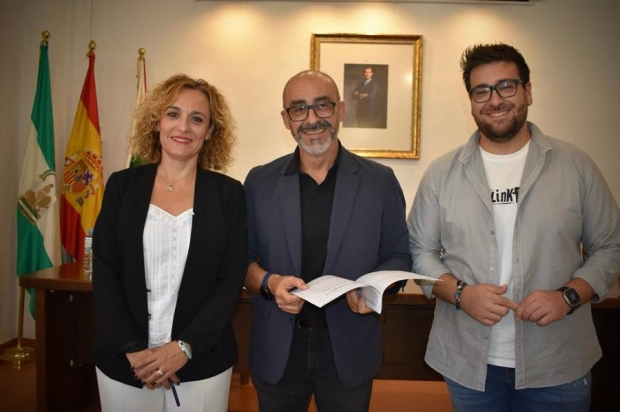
[454,280,468,310]
[556,286,581,315]
[260,272,273,300]
[261,272,273,287]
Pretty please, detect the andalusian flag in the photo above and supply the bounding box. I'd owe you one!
[60,46,104,262]
[17,37,62,318]
[126,50,148,168]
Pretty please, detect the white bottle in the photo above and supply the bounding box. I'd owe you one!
[84,228,93,279]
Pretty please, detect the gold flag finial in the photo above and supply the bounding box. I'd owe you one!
[136,48,146,86]
[41,31,50,46]
[87,40,97,56]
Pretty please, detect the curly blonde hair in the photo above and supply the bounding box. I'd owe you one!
[129,74,236,171]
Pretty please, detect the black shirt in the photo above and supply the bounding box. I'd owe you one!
[284,144,341,320]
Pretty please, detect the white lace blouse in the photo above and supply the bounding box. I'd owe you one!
[143,204,193,348]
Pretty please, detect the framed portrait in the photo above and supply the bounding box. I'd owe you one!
[311,33,423,159]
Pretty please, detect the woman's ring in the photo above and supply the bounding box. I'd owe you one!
[156,368,164,376]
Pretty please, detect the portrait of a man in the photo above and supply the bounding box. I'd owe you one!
[344,64,388,129]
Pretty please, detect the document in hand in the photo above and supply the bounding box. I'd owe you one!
[290,270,438,314]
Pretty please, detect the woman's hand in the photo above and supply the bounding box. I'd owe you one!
[128,341,189,388]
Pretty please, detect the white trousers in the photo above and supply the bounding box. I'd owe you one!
[96,366,233,412]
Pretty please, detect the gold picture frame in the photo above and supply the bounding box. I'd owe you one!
[311,33,423,159]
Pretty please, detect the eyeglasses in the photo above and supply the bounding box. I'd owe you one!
[468,79,526,103]
[284,101,338,122]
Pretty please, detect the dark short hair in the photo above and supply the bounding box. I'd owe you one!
[460,43,530,91]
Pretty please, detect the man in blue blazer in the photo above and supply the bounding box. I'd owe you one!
[244,70,412,412]
[351,66,379,128]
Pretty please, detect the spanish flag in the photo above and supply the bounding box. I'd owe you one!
[61,44,104,262]
[17,34,62,317]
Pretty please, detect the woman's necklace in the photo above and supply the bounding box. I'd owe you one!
[158,170,196,192]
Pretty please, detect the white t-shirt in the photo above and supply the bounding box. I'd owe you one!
[143,204,193,348]
[480,141,529,368]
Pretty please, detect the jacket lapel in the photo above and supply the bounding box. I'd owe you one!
[123,164,156,324]
[278,172,302,276]
[127,165,156,276]
[324,149,359,275]
[183,168,205,276]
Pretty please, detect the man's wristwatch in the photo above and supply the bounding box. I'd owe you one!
[557,286,581,315]
[260,272,273,300]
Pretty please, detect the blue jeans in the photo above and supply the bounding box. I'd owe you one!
[444,364,591,412]
[251,326,372,412]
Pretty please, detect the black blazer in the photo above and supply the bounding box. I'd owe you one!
[92,164,247,387]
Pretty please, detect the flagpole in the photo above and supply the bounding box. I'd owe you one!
[126,48,147,168]
[1,30,53,365]
[88,39,96,56]
[0,288,35,363]
[138,47,145,68]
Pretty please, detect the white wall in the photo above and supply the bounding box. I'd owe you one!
[0,0,24,344]
[2,0,619,342]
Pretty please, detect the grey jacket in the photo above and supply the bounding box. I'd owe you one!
[408,122,620,390]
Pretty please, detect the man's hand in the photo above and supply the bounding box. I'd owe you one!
[515,290,571,326]
[270,274,308,314]
[345,289,374,314]
[460,284,519,326]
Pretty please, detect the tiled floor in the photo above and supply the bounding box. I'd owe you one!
[0,354,453,411]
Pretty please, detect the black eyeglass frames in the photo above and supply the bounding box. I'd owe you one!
[284,101,338,122]
[468,79,526,103]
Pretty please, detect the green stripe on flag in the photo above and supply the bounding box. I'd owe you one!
[33,45,55,169]
[16,41,61,318]
[16,212,54,317]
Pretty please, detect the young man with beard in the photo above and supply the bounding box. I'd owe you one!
[244,70,411,411]
[407,43,620,411]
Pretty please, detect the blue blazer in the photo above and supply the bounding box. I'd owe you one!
[352,79,378,116]
[92,163,247,387]
[244,145,412,388]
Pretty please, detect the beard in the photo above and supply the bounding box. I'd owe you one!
[474,103,528,144]
[292,119,339,155]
